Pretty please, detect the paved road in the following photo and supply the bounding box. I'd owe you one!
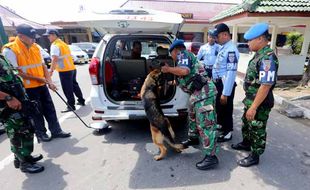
[0,64,309,190]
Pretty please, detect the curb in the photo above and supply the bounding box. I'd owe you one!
[236,77,310,120]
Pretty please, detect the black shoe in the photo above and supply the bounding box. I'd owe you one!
[217,131,232,142]
[26,154,44,163]
[14,156,20,169]
[14,154,43,168]
[37,134,52,142]
[181,138,200,148]
[52,131,71,138]
[231,141,251,151]
[61,106,76,113]
[77,101,85,106]
[196,155,219,170]
[20,162,44,174]
[238,153,259,167]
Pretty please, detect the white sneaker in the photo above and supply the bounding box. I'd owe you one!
[217,131,232,142]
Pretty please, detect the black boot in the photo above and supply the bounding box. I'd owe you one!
[20,161,44,173]
[238,153,259,167]
[14,156,20,169]
[181,138,200,148]
[231,141,251,151]
[14,154,44,168]
[26,154,44,163]
[196,155,219,170]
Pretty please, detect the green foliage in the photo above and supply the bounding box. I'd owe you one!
[285,32,304,55]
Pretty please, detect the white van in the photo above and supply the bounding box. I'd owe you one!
[74,9,190,123]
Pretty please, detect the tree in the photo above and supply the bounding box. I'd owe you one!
[285,32,309,87]
[300,59,310,87]
[285,32,303,55]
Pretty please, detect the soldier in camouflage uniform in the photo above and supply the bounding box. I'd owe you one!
[231,23,279,167]
[161,39,219,170]
[0,54,44,173]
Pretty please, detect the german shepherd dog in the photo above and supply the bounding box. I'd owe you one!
[140,69,184,161]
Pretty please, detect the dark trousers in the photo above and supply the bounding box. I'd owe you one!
[26,85,62,136]
[205,68,213,79]
[214,79,236,134]
[59,69,85,108]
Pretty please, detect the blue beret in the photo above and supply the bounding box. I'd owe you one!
[169,39,185,52]
[244,23,269,41]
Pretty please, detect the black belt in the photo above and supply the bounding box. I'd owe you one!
[212,78,222,83]
[204,65,213,69]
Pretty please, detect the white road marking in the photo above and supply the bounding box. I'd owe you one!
[0,97,91,171]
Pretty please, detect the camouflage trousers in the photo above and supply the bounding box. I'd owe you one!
[241,104,271,155]
[188,95,219,156]
[3,113,34,161]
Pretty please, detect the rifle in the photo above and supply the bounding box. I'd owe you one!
[0,81,42,143]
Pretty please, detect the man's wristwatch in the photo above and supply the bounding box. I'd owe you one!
[4,95,13,101]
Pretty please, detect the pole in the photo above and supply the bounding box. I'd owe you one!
[54,90,91,129]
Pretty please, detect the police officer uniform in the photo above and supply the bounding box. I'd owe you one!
[212,23,239,142]
[231,23,279,167]
[164,39,219,170]
[2,24,71,142]
[0,54,44,173]
[46,29,85,113]
[197,29,220,78]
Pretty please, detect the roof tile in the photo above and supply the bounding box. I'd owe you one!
[211,0,310,22]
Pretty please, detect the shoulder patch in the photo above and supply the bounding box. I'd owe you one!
[227,51,237,63]
[262,59,271,71]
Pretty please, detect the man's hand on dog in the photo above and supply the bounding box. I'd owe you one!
[161,63,170,73]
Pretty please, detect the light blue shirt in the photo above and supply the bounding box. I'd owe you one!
[213,40,239,96]
[197,43,220,67]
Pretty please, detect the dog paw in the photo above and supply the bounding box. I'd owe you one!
[175,149,182,153]
[154,155,163,161]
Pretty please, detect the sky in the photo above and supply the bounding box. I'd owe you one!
[0,0,242,24]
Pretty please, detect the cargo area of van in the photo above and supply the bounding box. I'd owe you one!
[103,36,176,103]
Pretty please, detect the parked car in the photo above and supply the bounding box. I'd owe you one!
[69,45,89,64]
[37,45,52,68]
[72,42,98,58]
[237,42,250,53]
[184,42,203,55]
[75,8,189,122]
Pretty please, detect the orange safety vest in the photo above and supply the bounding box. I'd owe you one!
[52,39,76,72]
[3,37,45,89]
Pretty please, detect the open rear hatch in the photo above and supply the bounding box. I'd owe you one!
[63,8,184,35]
[67,9,184,104]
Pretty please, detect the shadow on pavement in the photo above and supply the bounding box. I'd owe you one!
[103,119,237,189]
[22,159,68,190]
[0,133,7,144]
[232,107,310,190]
[41,137,88,158]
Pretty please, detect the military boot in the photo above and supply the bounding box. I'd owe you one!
[181,138,200,149]
[231,141,251,151]
[196,155,219,170]
[20,161,44,174]
[238,153,259,167]
[14,154,43,168]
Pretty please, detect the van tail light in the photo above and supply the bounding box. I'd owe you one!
[89,57,100,85]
